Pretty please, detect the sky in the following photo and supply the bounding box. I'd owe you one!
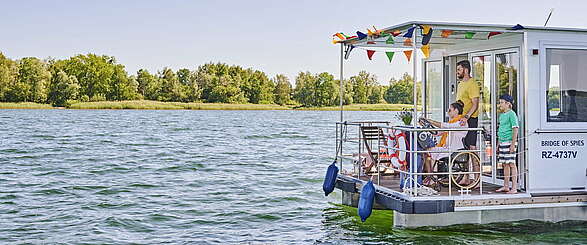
[1,0,585,84]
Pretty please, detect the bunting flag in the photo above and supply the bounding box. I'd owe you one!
[403,50,413,62]
[421,25,432,35]
[464,32,475,39]
[403,38,412,46]
[333,33,346,40]
[421,26,433,45]
[385,52,395,63]
[367,50,376,60]
[344,45,355,60]
[488,32,502,39]
[332,39,341,44]
[391,30,402,36]
[357,31,367,40]
[367,28,375,36]
[403,27,415,38]
[372,26,384,36]
[421,45,430,58]
[385,35,395,44]
[441,30,453,38]
[510,24,524,30]
[380,32,390,37]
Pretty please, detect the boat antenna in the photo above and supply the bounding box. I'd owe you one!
[543,8,554,27]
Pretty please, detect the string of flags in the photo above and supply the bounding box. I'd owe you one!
[331,24,522,63]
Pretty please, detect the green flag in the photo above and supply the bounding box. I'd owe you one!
[386,35,394,44]
[465,32,475,39]
[385,52,395,62]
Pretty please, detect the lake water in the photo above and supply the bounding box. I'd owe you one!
[1,109,586,244]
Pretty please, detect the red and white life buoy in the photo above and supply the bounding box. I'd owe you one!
[393,130,409,170]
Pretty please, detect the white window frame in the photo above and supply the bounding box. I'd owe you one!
[539,41,587,129]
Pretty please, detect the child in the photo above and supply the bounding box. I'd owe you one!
[496,94,519,194]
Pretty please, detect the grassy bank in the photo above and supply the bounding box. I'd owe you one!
[300,103,414,111]
[67,100,290,110]
[0,102,54,109]
[0,101,413,111]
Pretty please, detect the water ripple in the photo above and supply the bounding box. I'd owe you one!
[0,109,586,244]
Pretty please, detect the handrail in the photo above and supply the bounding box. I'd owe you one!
[335,122,485,197]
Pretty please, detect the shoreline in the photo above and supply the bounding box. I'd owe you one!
[0,101,413,111]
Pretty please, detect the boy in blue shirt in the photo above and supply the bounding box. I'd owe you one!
[496,94,519,194]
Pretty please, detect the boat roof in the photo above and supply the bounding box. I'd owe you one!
[339,21,587,50]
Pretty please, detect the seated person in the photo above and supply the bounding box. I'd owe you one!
[419,101,468,173]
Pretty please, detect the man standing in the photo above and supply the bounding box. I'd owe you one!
[455,60,480,186]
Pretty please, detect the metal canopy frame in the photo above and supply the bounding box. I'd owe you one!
[336,21,536,195]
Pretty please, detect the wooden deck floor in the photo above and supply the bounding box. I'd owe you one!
[349,172,508,197]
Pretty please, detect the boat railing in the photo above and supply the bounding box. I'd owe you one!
[335,121,485,197]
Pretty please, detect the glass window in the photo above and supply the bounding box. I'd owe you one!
[546,49,587,122]
[425,61,443,121]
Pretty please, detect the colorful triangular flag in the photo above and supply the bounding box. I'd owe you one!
[385,52,395,63]
[403,50,413,62]
[403,27,415,38]
[441,30,453,38]
[421,45,430,58]
[509,24,524,30]
[421,27,433,45]
[386,35,394,44]
[403,38,412,46]
[357,31,367,39]
[391,30,402,36]
[367,50,375,60]
[465,32,475,39]
[333,33,346,40]
[421,25,432,35]
[488,32,502,39]
[380,32,390,37]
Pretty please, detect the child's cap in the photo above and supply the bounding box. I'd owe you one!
[499,94,514,104]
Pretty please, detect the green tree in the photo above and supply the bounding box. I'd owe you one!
[293,71,316,106]
[48,71,80,106]
[158,67,187,102]
[177,68,201,102]
[16,57,51,103]
[136,69,160,100]
[384,73,421,104]
[272,74,292,105]
[314,72,339,106]
[0,53,19,102]
[349,71,378,104]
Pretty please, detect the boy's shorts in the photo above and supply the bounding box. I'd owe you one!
[498,141,516,164]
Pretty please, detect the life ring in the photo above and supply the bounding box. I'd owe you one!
[393,130,409,170]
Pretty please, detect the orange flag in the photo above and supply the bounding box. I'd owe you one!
[441,30,453,38]
[367,50,375,60]
[403,38,412,46]
[421,45,430,58]
[404,50,413,62]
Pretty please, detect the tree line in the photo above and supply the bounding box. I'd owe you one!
[0,52,419,107]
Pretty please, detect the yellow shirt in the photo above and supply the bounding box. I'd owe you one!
[456,79,480,118]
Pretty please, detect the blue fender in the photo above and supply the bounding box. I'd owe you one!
[323,161,339,196]
[358,180,375,222]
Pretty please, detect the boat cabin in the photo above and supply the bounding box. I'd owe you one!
[331,21,587,226]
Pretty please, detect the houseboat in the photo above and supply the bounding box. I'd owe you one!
[328,21,587,227]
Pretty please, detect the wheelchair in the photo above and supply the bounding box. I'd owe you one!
[418,118,481,191]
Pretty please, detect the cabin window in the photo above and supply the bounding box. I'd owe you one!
[546,48,587,122]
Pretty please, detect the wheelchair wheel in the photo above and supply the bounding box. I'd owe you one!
[435,158,464,187]
[450,152,481,189]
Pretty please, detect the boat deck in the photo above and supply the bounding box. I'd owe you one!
[350,172,505,197]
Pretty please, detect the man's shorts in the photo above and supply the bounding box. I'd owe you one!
[464,117,478,148]
[498,141,517,164]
